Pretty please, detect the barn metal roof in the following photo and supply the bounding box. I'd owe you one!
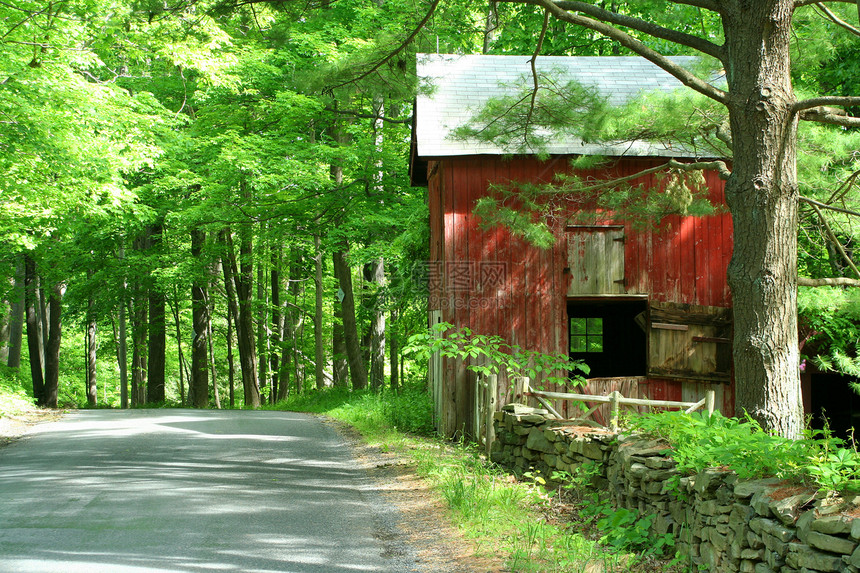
[413,53,703,159]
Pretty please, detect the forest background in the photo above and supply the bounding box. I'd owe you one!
[2,0,860,417]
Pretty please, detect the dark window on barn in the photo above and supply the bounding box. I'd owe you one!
[568,299,647,378]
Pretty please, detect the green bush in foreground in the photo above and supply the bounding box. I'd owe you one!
[632,410,860,495]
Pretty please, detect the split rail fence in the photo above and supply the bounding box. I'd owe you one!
[474,374,716,455]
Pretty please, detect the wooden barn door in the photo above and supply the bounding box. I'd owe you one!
[566,226,625,295]
[647,302,732,383]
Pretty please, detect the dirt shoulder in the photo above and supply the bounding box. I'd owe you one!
[0,409,65,448]
[323,417,507,573]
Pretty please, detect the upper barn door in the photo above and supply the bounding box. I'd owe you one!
[566,226,625,295]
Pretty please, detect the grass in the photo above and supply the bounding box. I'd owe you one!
[0,365,36,418]
[273,383,678,572]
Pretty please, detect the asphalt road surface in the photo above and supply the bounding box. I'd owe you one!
[0,409,419,573]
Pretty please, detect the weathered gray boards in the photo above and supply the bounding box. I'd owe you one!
[492,405,860,573]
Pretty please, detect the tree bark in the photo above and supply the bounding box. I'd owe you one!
[368,257,386,389]
[6,256,24,369]
[226,301,235,409]
[86,295,97,407]
[270,247,282,402]
[190,227,209,408]
[332,262,349,388]
[23,253,44,404]
[42,280,64,409]
[117,246,129,409]
[389,308,399,390]
[256,229,270,400]
[722,1,804,439]
[313,235,326,390]
[146,223,166,404]
[221,230,261,408]
[333,248,367,390]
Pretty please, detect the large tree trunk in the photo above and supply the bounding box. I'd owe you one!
[333,248,367,390]
[332,267,349,388]
[117,246,129,409]
[313,235,326,390]
[146,223,166,404]
[6,256,24,369]
[221,230,261,408]
[42,280,64,409]
[723,2,804,439]
[23,254,44,404]
[256,230,270,400]
[190,228,209,408]
[367,258,386,390]
[270,247,282,402]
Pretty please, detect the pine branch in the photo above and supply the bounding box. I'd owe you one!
[514,0,729,105]
[327,0,442,91]
[800,195,860,218]
[798,277,860,287]
[798,106,860,128]
[551,0,726,61]
[813,2,860,36]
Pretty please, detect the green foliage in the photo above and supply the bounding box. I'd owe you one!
[406,322,589,388]
[591,505,674,558]
[272,382,435,436]
[631,410,860,495]
[798,286,860,381]
[0,366,35,417]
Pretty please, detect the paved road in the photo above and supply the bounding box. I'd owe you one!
[0,410,416,573]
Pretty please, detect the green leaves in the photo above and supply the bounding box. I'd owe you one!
[406,322,588,388]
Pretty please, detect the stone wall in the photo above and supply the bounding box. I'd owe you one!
[490,404,860,573]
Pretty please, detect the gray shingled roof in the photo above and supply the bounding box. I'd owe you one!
[414,53,701,158]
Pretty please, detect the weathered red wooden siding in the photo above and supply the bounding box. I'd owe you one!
[429,155,735,432]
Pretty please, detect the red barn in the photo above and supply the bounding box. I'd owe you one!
[410,54,734,437]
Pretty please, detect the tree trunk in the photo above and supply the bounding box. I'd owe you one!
[43,280,64,409]
[332,266,349,388]
[24,253,44,404]
[170,294,188,405]
[389,308,399,390]
[86,296,97,407]
[270,247,282,402]
[146,223,166,404]
[190,228,209,408]
[221,230,261,407]
[117,247,129,409]
[313,235,326,390]
[256,230,270,400]
[333,248,367,390]
[368,257,386,390]
[6,256,24,369]
[723,2,804,439]
[226,302,235,409]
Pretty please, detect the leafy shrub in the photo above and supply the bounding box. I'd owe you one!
[631,410,860,494]
[406,322,589,388]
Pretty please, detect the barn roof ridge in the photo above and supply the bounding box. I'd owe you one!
[413,52,710,160]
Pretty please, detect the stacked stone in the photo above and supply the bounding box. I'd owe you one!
[490,404,611,482]
[490,403,860,573]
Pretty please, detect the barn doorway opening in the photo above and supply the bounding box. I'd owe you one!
[809,372,860,440]
[568,298,647,378]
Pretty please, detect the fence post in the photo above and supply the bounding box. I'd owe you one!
[705,390,715,417]
[609,391,621,431]
[485,374,497,456]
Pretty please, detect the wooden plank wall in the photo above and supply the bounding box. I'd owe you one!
[428,155,734,435]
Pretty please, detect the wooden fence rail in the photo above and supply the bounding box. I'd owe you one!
[524,381,716,431]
